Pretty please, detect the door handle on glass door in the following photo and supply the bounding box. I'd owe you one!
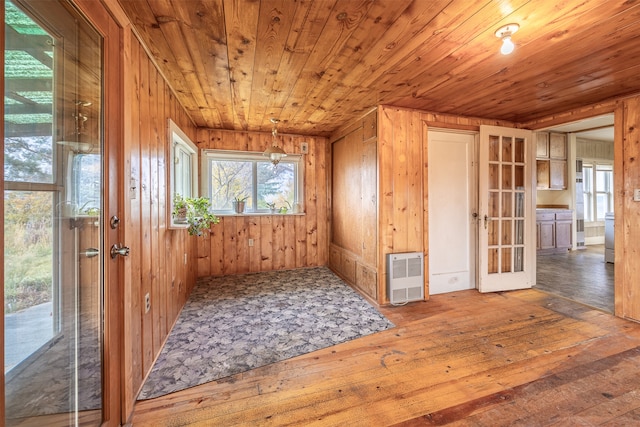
[484,215,491,229]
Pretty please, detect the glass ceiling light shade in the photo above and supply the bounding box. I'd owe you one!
[495,23,519,55]
[264,118,287,166]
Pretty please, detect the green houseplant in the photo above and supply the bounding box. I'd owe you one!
[232,194,248,214]
[173,194,220,236]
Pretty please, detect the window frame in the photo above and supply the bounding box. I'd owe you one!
[201,149,304,215]
[582,160,613,223]
[168,119,199,228]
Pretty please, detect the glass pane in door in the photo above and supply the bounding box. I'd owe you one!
[487,135,526,275]
[4,1,103,425]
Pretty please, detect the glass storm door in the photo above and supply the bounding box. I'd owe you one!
[478,125,535,292]
[4,0,104,425]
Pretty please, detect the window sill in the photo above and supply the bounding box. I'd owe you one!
[216,212,306,217]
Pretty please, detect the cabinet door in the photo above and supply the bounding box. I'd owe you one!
[361,139,377,265]
[550,160,567,189]
[536,132,549,158]
[536,160,550,189]
[555,220,572,250]
[538,221,555,249]
[549,133,567,159]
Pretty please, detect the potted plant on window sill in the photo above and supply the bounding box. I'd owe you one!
[173,194,220,236]
[232,195,248,214]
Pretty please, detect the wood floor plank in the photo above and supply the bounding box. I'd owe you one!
[131,288,640,426]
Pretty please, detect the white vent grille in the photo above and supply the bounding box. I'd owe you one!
[386,252,424,304]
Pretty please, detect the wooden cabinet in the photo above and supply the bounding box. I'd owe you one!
[536,212,555,250]
[536,209,572,253]
[330,109,378,301]
[536,132,567,190]
[536,132,550,158]
[554,211,573,250]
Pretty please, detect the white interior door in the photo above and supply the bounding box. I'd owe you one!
[428,131,477,295]
[478,125,535,292]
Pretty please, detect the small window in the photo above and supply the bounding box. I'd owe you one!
[168,119,198,227]
[582,162,613,222]
[202,150,303,214]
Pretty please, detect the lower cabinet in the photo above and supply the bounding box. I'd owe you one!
[329,244,377,300]
[536,209,573,254]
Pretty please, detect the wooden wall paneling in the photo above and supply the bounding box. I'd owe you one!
[236,217,250,272]
[260,216,273,271]
[123,30,143,410]
[620,97,640,320]
[421,120,430,296]
[248,217,260,272]
[378,107,395,302]
[361,139,377,266]
[208,218,224,276]
[306,133,319,266]
[391,108,409,251]
[223,217,237,275]
[295,214,307,268]
[273,214,286,270]
[119,27,202,408]
[283,215,296,269]
[614,101,625,317]
[139,52,154,374]
[331,132,362,253]
[158,77,169,333]
[194,128,328,276]
[407,112,424,251]
[148,59,162,357]
[316,136,329,266]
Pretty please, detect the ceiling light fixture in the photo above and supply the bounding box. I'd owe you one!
[495,23,519,55]
[264,118,287,168]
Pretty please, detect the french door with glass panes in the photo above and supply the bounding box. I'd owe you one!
[478,125,535,292]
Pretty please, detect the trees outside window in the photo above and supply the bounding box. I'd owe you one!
[583,162,613,222]
[203,150,302,214]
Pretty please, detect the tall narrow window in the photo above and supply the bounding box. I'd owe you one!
[583,164,593,222]
[582,162,613,222]
[595,164,613,220]
[168,119,198,228]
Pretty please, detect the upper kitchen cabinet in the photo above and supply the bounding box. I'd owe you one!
[536,132,567,190]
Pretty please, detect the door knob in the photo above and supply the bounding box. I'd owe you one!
[110,243,130,259]
[81,247,100,258]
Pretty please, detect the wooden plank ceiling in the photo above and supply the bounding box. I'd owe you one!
[117,0,640,136]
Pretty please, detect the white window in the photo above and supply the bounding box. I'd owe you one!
[168,119,198,227]
[583,162,613,222]
[202,150,304,214]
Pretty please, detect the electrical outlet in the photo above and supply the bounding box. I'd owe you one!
[145,293,150,313]
[301,142,309,154]
[248,238,254,247]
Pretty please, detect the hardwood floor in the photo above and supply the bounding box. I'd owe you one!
[535,244,614,313]
[130,288,640,426]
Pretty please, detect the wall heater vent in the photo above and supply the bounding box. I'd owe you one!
[386,252,424,305]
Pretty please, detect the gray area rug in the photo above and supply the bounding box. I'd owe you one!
[138,266,394,400]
